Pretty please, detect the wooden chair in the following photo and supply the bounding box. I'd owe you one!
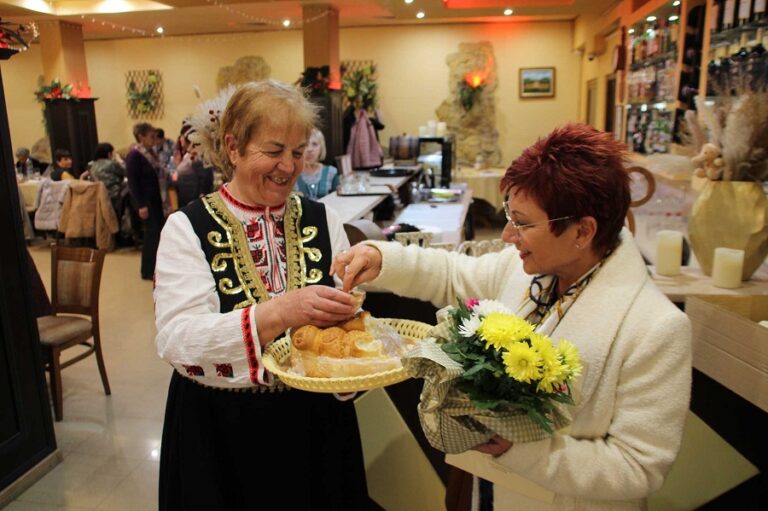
[37,245,110,421]
[625,166,656,235]
[456,238,508,256]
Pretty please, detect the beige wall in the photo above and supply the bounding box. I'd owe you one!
[5,20,580,165]
[578,29,620,131]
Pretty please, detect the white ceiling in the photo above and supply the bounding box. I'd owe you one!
[0,0,621,41]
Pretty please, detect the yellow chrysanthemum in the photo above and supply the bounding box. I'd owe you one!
[557,339,583,379]
[530,333,567,392]
[478,313,534,351]
[501,343,542,383]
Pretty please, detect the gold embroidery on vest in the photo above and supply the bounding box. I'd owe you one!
[218,278,243,295]
[284,194,306,290]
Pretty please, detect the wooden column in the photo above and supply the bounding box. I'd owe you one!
[37,20,91,97]
[302,3,340,88]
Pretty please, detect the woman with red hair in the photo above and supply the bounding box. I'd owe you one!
[333,123,691,510]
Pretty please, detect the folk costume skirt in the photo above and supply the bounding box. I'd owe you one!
[159,371,368,510]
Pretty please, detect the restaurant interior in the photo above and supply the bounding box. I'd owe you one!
[0,0,766,509]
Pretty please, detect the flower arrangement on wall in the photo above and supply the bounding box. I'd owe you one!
[297,65,331,96]
[458,70,486,111]
[341,62,378,110]
[126,69,164,119]
[34,78,78,103]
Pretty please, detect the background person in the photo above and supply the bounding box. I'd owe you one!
[294,128,339,199]
[15,147,44,177]
[333,123,692,511]
[154,80,369,510]
[171,120,213,207]
[126,123,165,280]
[89,143,126,214]
[47,149,75,181]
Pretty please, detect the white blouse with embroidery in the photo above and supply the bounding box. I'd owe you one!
[154,186,350,389]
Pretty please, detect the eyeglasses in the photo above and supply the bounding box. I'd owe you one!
[503,201,572,234]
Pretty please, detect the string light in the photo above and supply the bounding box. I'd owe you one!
[282,19,291,28]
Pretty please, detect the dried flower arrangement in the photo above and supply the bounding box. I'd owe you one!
[688,92,768,182]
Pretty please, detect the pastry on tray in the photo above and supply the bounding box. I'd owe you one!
[289,311,401,378]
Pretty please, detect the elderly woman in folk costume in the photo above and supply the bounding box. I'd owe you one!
[154,80,368,509]
[333,124,691,511]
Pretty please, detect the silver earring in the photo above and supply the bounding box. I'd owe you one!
[575,243,581,249]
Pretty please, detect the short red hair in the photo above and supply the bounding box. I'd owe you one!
[500,123,630,252]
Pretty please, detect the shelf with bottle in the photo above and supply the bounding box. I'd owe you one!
[706,27,767,95]
[625,105,675,154]
[629,11,682,69]
[709,0,768,46]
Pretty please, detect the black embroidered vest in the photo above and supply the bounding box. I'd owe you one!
[181,192,334,313]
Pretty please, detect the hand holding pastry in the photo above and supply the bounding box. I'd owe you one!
[331,245,383,292]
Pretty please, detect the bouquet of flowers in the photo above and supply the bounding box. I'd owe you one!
[34,78,77,103]
[402,298,582,454]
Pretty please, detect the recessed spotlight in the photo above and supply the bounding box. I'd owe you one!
[673,1,680,6]
[155,26,164,34]
[628,28,635,34]
[503,8,513,16]
[646,15,656,22]
[668,15,679,21]
[404,0,414,4]
[416,11,425,19]
[282,19,291,27]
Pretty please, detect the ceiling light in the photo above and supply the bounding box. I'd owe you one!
[668,15,679,21]
[155,26,164,34]
[404,0,414,4]
[282,19,291,27]
[416,11,425,19]
[503,8,513,16]
[628,28,635,34]
[673,1,680,6]
[646,15,656,22]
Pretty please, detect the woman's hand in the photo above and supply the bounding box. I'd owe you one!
[473,435,513,457]
[331,245,383,292]
[254,286,357,344]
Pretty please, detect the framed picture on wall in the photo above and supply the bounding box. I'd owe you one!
[519,67,556,98]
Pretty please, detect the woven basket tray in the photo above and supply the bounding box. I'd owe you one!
[263,318,433,393]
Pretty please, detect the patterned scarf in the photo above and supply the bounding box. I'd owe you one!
[516,250,613,336]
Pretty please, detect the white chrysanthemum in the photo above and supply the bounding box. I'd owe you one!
[458,314,482,338]
[473,299,513,318]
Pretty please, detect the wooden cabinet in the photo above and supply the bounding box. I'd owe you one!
[44,98,98,175]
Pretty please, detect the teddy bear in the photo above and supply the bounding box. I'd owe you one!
[692,143,726,180]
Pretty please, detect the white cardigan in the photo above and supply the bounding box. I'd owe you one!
[369,230,692,511]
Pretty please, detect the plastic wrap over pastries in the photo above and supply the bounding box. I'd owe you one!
[290,311,408,378]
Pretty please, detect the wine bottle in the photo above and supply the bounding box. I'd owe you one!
[754,0,766,23]
[723,0,738,29]
[738,0,754,26]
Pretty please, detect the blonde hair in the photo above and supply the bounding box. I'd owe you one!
[212,80,319,180]
[309,128,327,162]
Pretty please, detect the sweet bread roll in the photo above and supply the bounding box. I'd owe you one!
[317,327,347,357]
[292,325,320,352]
[345,330,384,358]
[350,290,366,309]
[339,311,370,332]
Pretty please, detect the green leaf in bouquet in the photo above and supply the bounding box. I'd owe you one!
[527,407,554,434]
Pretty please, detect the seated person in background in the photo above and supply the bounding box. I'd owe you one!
[171,120,214,207]
[294,128,339,199]
[15,147,44,177]
[47,149,75,181]
[155,128,174,171]
[89,143,126,213]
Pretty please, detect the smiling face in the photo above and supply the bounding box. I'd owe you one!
[227,123,307,207]
[501,186,582,278]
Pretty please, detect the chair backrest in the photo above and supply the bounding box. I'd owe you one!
[394,231,433,248]
[50,245,106,317]
[625,166,656,234]
[335,154,353,177]
[456,239,508,256]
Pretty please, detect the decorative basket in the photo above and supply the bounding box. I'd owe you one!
[263,318,433,393]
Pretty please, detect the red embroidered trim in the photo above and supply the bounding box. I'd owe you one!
[215,363,234,378]
[219,185,286,214]
[241,307,261,384]
[182,364,205,377]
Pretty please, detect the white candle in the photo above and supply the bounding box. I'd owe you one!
[655,230,683,276]
[427,120,437,137]
[436,121,447,137]
[712,247,744,289]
